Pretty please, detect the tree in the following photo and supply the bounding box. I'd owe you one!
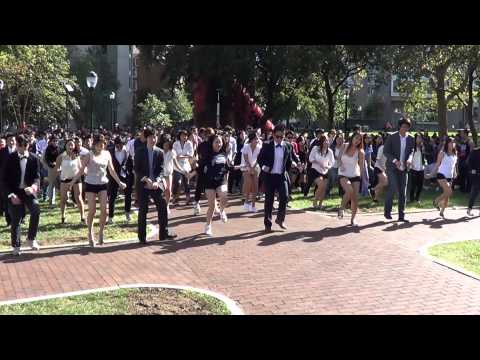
[392,45,469,136]
[0,45,77,128]
[137,93,171,128]
[162,86,193,123]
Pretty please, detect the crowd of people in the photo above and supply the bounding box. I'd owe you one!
[1,117,480,256]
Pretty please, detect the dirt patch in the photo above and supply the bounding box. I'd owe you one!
[125,288,230,315]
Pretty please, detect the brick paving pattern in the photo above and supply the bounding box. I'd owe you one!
[1,196,480,314]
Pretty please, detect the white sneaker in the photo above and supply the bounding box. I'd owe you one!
[467,209,474,217]
[28,240,40,251]
[204,224,213,236]
[12,247,21,256]
[193,203,201,216]
[126,212,132,222]
[250,206,257,213]
[351,219,359,227]
[107,218,113,225]
[243,202,251,211]
[220,210,228,223]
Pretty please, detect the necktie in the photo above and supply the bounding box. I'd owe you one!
[20,155,27,160]
[276,144,282,148]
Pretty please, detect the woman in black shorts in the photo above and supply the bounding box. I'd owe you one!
[432,137,458,218]
[69,134,126,247]
[308,134,334,210]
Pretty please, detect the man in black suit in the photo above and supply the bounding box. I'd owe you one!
[2,134,41,256]
[134,127,177,243]
[383,117,415,222]
[0,133,17,227]
[258,124,296,232]
[108,136,133,223]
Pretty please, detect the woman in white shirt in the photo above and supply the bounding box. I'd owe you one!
[309,135,334,210]
[409,133,425,204]
[337,133,366,226]
[172,130,194,205]
[433,137,458,218]
[241,132,262,212]
[371,135,388,203]
[54,139,85,224]
[159,134,182,214]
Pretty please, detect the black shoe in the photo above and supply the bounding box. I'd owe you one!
[384,214,392,220]
[264,227,273,233]
[398,218,409,223]
[275,219,287,230]
[139,239,147,244]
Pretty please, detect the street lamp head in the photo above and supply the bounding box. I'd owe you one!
[65,84,74,93]
[0,79,4,90]
[86,71,98,89]
[109,91,115,100]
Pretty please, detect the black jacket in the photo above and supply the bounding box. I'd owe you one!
[134,146,164,191]
[108,148,129,181]
[44,144,60,169]
[258,141,294,176]
[2,151,41,197]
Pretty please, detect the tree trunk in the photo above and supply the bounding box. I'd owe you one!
[323,71,335,129]
[435,68,448,137]
[466,66,478,145]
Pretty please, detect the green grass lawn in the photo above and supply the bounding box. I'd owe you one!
[0,288,231,315]
[0,197,138,250]
[289,186,471,213]
[429,240,480,276]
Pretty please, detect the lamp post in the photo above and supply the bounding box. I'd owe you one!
[64,83,74,131]
[86,71,98,134]
[216,88,221,129]
[0,79,4,134]
[344,89,349,134]
[109,91,115,130]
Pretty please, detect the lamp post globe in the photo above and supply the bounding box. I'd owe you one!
[86,71,98,134]
[109,91,115,130]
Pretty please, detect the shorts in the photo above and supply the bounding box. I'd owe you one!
[61,178,80,184]
[338,175,361,183]
[85,183,108,194]
[310,168,328,181]
[437,173,452,183]
[205,183,228,193]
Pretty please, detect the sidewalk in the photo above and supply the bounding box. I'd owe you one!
[1,198,480,314]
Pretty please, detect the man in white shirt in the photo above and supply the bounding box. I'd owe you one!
[383,117,415,222]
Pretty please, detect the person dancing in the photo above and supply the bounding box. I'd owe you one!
[309,134,334,210]
[69,134,126,247]
[337,133,365,226]
[241,132,262,213]
[54,138,85,224]
[371,135,388,203]
[432,137,458,218]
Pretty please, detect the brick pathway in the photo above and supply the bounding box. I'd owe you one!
[1,196,480,314]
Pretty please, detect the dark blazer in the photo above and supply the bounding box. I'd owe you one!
[134,146,164,191]
[258,141,294,177]
[2,151,41,197]
[383,132,415,170]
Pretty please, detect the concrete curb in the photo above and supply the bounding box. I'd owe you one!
[0,283,244,315]
[418,238,480,282]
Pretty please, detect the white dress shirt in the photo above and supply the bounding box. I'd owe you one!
[411,149,424,171]
[271,141,285,175]
[173,140,194,173]
[399,134,407,170]
[114,148,127,177]
[19,151,29,189]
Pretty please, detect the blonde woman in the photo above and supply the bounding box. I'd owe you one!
[69,134,126,247]
[54,139,85,224]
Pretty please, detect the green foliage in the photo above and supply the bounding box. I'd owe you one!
[137,93,171,128]
[0,45,77,128]
[161,86,193,123]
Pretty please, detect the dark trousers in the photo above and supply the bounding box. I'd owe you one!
[108,175,132,218]
[409,170,424,202]
[137,187,168,242]
[385,167,408,219]
[264,174,288,229]
[194,172,205,203]
[458,160,471,192]
[468,174,480,209]
[303,166,314,196]
[8,193,40,248]
[172,170,190,197]
[228,168,242,193]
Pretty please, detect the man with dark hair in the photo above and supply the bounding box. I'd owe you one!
[193,127,215,215]
[258,124,296,232]
[303,128,325,197]
[134,126,177,242]
[3,134,41,256]
[383,117,415,222]
[0,133,17,225]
